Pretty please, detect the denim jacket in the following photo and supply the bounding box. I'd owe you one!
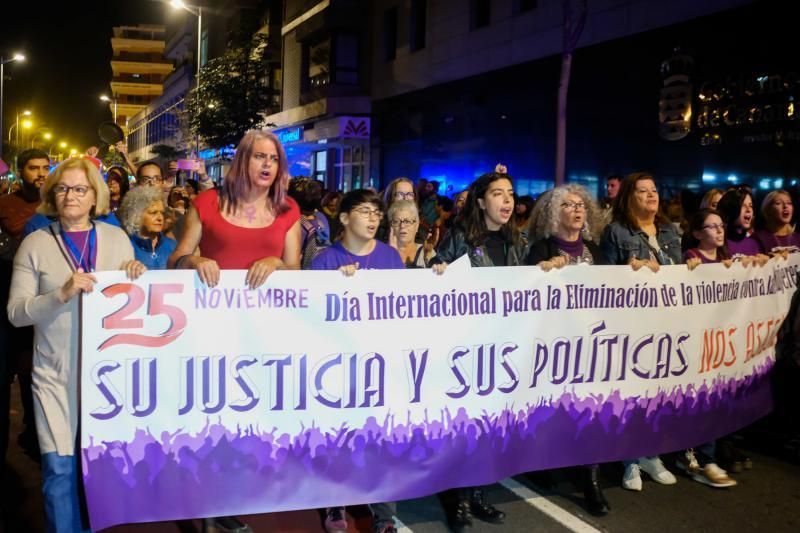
[130,233,177,270]
[435,226,528,267]
[600,221,682,265]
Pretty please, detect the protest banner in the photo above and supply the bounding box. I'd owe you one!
[80,256,799,529]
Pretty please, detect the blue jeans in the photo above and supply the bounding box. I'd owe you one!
[41,452,92,533]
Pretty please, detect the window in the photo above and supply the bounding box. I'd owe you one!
[514,0,537,14]
[308,38,331,88]
[470,0,491,30]
[384,6,398,61]
[334,33,359,85]
[409,0,427,52]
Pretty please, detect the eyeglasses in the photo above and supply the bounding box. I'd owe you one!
[54,184,91,197]
[395,191,416,200]
[390,218,417,227]
[702,223,726,231]
[352,207,384,219]
[140,176,164,186]
[561,201,586,211]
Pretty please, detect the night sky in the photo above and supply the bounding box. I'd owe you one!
[0,0,184,153]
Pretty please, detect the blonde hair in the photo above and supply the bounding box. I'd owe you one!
[38,157,110,218]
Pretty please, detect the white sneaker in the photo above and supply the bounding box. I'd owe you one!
[639,456,677,485]
[622,463,642,491]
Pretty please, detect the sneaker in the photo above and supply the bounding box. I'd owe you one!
[622,463,642,491]
[325,507,348,533]
[677,451,737,488]
[639,456,677,485]
[203,517,252,533]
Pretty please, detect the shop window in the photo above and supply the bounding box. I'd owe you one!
[384,6,398,61]
[410,0,427,52]
[313,150,327,183]
[470,0,491,30]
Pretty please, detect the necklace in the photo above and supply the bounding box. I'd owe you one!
[61,223,96,272]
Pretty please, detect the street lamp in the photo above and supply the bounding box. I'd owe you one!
[8,109,32,145]
[100,94,118,123]
[0,52,25,159]
[30,130,53,148]
[171,0,203,164]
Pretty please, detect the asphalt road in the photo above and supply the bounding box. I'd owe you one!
[1,381,799,533]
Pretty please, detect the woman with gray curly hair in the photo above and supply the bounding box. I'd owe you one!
[119,185,176,270]
[525,183,611,517]
[526,184,607,270]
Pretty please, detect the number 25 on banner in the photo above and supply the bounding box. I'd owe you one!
[98,283,187,351]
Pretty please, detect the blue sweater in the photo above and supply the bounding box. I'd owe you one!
[129,233,177,270]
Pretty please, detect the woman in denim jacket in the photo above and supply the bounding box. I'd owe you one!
[600,172,680,491]
[600,172,681,270]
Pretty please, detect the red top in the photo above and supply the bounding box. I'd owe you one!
[0,192,40,241]
[194,189,300,269]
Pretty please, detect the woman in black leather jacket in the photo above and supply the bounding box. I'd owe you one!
[435,171,527,268]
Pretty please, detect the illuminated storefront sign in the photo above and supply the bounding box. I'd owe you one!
[275,126,303,144]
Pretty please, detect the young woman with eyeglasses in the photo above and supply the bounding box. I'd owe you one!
[310,188,404,533]
[311,189,403,272]
[683,208,731,269]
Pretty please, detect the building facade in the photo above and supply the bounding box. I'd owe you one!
[109,25,174,129]
[127,1,279,180]
[264,0,373,192]
[367,0,787,197]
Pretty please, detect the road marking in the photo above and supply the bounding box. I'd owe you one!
[500,478,603,533]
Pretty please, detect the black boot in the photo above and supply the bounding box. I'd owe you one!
[583,465,610,516]
[469,487,505,524]
[447,499,473,533]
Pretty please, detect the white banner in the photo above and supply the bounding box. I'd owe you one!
[80,256,799,529]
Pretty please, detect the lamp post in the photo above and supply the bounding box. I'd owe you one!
[171,0,203,168]
[100,94,118,123]
[8,109,31,146]
[31,130,52,149]
[0,53,25,160]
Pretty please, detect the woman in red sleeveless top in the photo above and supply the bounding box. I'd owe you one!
[169,130,301,288]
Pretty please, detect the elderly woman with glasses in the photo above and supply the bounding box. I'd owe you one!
[525,184,612,516]
[387,200,442,269]
[7,157,145,532]
[527,184,606,269]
